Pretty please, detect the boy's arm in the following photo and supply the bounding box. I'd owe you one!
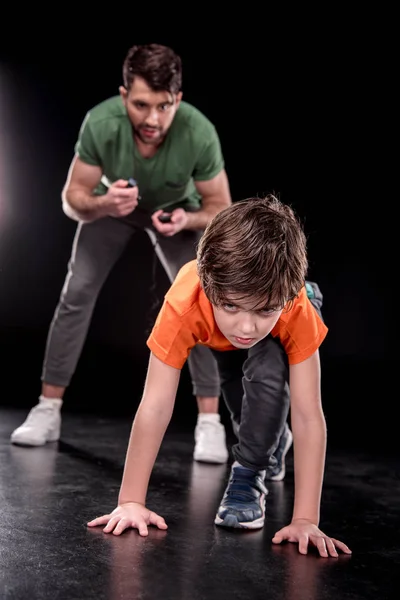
[119,353,180,505]
[272,349,352,557]
[87,353,180,536]
[288,349,326,524]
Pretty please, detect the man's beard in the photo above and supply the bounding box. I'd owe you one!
[133,124,164,145]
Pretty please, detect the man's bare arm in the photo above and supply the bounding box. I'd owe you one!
[62,155,139,221]
[184,169,232,230]
[62,155,107,221]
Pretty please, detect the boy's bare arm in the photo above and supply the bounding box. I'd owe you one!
[272,350,352,556]
[118,353,180,505]
[87,353,180,536]
[289,350,327,524]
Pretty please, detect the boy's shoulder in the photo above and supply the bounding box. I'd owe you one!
[272,286,328,365]
[164,260,204,315]
[280,287,310,322]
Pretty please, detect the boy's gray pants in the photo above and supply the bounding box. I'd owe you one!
[42,209,220,398]
[210,285,324,471]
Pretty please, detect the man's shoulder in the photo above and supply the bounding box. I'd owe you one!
[84,96,127,128]
[174,101,218,138]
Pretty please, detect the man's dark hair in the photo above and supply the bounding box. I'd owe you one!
[122,43,182,93]
[197,195,309,312]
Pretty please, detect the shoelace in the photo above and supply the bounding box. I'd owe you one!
[225,470,267,503]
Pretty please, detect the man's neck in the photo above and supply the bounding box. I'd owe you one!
[134,135,165,159]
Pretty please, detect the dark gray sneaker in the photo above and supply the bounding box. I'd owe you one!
[265,423,293,481]
[214,463,268,529]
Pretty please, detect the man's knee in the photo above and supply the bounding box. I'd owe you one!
[305,280,324,317]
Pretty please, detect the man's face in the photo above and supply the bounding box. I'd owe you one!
[212,295,283,349]
[119,76,182,145]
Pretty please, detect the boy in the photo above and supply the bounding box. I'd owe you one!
[88,195,352,558]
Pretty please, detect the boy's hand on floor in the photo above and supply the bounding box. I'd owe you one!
[272,519,352,557]
[87,502,168,536]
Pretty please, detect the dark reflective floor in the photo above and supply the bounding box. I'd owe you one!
[1,407,399,600]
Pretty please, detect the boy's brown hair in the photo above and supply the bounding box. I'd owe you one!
[196,195,308,311]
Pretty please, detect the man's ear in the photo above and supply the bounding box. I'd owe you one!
[119,86,128,105]
[175,91,183,107]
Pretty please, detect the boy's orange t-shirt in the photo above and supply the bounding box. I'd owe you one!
[147,260,328,369]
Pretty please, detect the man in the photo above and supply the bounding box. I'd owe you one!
[87,195,352,558]
[10,43,231,463]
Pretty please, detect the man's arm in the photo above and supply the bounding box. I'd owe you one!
[288,349,327,525]
[62,155,106,221]
[118,353,180,505]
[184,169,232,230]
[151,168,232,235]
[62,155,139,222]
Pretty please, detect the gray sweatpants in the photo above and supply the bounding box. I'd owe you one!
[41,208,220,398]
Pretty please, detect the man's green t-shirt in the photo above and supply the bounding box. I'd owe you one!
[74,96,224,213]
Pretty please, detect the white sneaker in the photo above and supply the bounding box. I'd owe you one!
[193,416,229,464]
[10,400,61,446]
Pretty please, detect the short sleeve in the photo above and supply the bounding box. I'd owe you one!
[192,126,225,181]
[147,300,198,369]
[273,289,328,365]
[74,112,101,166]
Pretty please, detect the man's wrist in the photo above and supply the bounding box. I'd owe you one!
[67,193,108,221]
[91,195,109,219]
[184,209,214,231]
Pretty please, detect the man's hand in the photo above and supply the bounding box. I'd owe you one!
[272,519,352,557]
[99,180,139,218]
[87,501,168,536]
[151,208,189,236]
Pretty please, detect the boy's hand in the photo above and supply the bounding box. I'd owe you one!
[87,502,168,536]
[272,518,352,557]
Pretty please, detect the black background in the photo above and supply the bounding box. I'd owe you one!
[0,14,385,452]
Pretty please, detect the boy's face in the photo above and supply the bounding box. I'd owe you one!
[212,296,283,349]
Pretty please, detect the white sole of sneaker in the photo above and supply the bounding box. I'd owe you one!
[193,453,228,464]
[214,512,265,529]
[214,494,266,529]
[10,432,60,446]
[10,437,48,446]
